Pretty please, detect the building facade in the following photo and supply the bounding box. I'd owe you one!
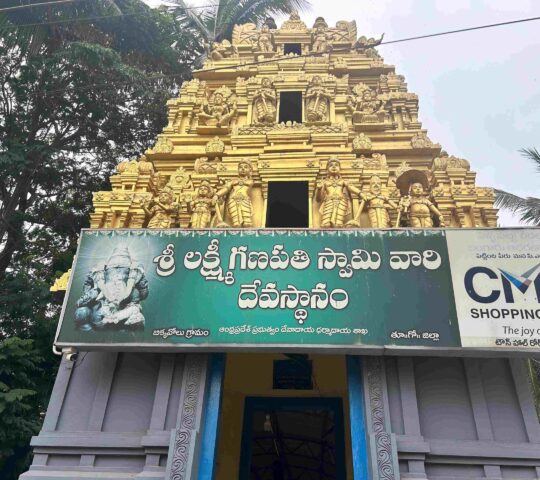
[22,13,540,480]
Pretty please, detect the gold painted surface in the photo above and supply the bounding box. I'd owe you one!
[214,353,354,480]
[87,13,497,231]
[50,269,71,292]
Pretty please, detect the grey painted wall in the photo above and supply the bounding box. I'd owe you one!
[21,353,540,480]
[381,356,540,480]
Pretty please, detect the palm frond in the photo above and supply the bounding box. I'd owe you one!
[495,189,540,226]
[520,147,540,174]
[234,0,309,26]
[170,0,212,42]
[214,0,310,41]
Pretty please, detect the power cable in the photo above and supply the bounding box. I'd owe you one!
[0,0,79,12]
[6,14,540,98]
[1,0,231,21]
[382,15,540,46]
[0,2,240,30]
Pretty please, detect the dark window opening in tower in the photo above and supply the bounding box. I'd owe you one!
[284,43,302,55]
[266,181,309,228]
[279,91,303,124]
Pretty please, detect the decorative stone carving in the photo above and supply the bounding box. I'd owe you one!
[348,83,385,124]
[153,136,174,153]
[216,160,254,227]
[256,25,275,53]
[198,85,236,128]
[116,159,139,175]
[167,167,192,192]
[235,125,272,135]
[188,180,217,228]
[359,176,398,228]
[313,16,329,30]
[394,161,411,180]
[205,136,225,157]
[331,20,357,42]
[306,76,331,123]
[141,185,180,228]
[253,77,277,125]
[432,150,470,171]
[232,23,258,46]
[206,39,236,61]
[354,33,384,50]
[352,133,373,152]
[315,157,361,228]
[312,21,331,53]
[280,10,307,31]
[411,132,434,149]
[365,357,398,480]
[396,170,445,228]
[166,354,208,480]
[271,121,308,131]
[364,153,387,169]
[194,157,219,174]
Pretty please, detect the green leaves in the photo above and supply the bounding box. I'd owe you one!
[0,2,199,477]
[171,0,311,45]
[0,338,41,478]
[495,148,540,226]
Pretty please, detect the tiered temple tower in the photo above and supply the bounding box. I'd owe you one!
[27,14,540,480]
[89,12,498,233]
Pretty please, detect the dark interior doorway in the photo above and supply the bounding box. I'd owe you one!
[240,397,346,480]
[284,43,302,55]
[266,181,308,228]
[279,92,303,124]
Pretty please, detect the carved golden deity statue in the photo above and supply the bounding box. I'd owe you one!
[198,87,236,128]
[360,175,398,228]
[216,161,254,227]
[399,182,445,228]
[188,180,217,228]
[86,13,498,235]
[348,84,385,124]
[316,157,361,228]
[306,76,331,123]
[256,25,274,52]
[141,185,179,228]
[253,78,277,125]
[311,17,330,53]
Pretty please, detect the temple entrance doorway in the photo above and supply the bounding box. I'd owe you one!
[266,181,309,228]
[239,397,346,480]
[213,354,353,480]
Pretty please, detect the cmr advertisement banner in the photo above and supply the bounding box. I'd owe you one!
[55,228,540,353]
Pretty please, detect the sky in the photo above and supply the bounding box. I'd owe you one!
[145,0,540,226]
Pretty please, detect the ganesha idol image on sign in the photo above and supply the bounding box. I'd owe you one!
[74,246,149,332]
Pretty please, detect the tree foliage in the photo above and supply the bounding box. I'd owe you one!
[495,148,540,226]
[171,0,310,62]
[0,338,42,480]
[0,1,199,477]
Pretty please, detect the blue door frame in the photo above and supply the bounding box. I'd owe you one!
[347,356,370,480]
[197,354,370,479]
[197,353,226,480]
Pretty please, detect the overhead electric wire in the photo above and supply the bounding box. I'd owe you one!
[8,14,540,99]
[1,0,230,23]
[381,15,540,45]
[0,2,238,30]
[0,0,79,12]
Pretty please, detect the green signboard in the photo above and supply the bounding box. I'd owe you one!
[55,228,540,353]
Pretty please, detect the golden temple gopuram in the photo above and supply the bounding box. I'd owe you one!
[89,13,498,232]
[28,13,540,480]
